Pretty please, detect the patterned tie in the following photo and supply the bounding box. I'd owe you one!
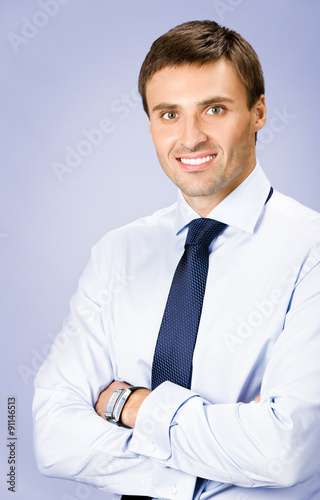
[121,219,227,500]
[151,218,227,390]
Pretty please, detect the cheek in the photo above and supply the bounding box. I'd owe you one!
[218,121,250,150]
[152,129,176,157]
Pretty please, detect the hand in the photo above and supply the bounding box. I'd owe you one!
[254,396,260,402]
[94,380,151,428]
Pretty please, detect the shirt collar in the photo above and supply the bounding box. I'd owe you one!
[175,162,271,235]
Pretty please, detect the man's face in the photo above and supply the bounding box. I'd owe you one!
[146,60,266,215]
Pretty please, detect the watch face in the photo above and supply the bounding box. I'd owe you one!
[114,388,134,422]
[104,389,123,420]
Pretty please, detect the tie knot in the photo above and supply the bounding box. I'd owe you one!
[186,218,227,247]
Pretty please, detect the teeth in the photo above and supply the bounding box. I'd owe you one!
[180,155,216,165]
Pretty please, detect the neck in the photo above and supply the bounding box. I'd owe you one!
[183,191,227,217]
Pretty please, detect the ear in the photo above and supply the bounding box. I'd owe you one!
[252,95,266,133]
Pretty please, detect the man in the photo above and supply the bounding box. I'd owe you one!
[33,21,320,499]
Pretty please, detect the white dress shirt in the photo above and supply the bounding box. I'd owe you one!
[33,163,320,499]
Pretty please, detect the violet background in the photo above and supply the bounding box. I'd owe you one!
[1,1,320,499]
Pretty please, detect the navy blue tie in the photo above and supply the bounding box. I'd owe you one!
[151,218,227,390]
[121,219,227,500]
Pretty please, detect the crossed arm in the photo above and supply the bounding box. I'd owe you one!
[33,246,320,494]
[94,381,260,429]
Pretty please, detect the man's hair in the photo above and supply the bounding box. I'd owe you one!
[138,20,265,115]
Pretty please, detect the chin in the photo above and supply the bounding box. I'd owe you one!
[181,187,218,199]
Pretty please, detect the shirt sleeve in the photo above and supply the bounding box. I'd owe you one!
[129,260,320,489]
[32,245,196,500]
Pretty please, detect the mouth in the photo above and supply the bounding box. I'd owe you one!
[177,154,217,170]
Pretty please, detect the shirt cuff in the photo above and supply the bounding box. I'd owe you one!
[129,381,200,460]
[151,462,197,500]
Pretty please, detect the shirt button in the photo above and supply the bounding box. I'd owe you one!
[148,443,156,452]
[171,486,177,495]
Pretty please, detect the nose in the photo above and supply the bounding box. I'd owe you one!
[179,115,208,150]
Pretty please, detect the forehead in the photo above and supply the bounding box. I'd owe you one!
[146,61,248,110]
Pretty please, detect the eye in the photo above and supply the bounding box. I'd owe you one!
[206,106,223,115]
[162,111,178,120]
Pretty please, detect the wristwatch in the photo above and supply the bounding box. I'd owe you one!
[104,386,145,427]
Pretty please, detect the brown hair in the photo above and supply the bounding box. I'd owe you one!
[139,20,265,115]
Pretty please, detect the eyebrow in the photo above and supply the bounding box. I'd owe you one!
[151,103,179,113]
[199,97,235,106]
[151,96,235,113]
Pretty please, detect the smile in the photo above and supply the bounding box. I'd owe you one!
[179,155,216,165]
